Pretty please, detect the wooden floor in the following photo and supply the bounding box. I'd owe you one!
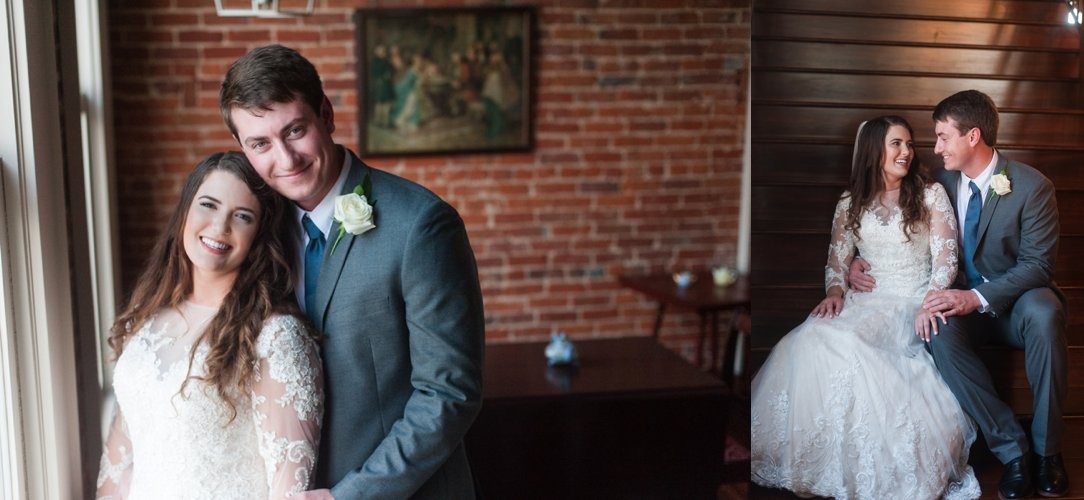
[742,416,1084,499]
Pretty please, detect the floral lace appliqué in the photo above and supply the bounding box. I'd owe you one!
[825,185,958,298]
[97,311,323,500]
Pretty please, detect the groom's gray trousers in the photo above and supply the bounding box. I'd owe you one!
[928,286,1067,463]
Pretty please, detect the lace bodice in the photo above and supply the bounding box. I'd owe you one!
[825,184,958,299]
[97,303,323,499]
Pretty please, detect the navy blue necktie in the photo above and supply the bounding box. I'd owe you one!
[302,215,325,321]
[962,181,983,288]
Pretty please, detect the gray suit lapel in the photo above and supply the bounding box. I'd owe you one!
[314,153,370,330]
[976,156,1009,248]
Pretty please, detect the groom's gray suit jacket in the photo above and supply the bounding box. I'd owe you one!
[312,149,485,499]
[933,154,1067,460]
[935,156,1062,311]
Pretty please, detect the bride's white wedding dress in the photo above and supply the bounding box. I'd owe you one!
[97,302,323,499]
[751,184,981,499]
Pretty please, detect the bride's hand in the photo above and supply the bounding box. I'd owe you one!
[914,309,946,342]
[810,292,844,318]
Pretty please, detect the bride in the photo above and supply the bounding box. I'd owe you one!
[96,152,323,499]
[751,115,980,499]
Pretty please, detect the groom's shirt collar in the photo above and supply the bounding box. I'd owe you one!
[956,150,999,221]
[294,145,352,236]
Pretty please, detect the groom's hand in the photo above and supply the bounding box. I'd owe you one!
[290,490,334,500]
[923,290,980,318]
[847,257,876,292]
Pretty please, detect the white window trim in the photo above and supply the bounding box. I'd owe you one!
[737,66,750,274]
[75,0,119,395]
[0,0,84,497]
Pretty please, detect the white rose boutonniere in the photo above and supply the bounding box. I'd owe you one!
[330,174,375,254]
[991,167,1012,196]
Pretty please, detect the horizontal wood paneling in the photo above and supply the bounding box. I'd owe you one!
[1027,151,1084,189]
[754,12,1082,49]
[1054,236,1084,283]
[755,0,1073,24]
[1055,190,1084,235]
[754,233,1084,284]
[754,143,1084,190]
[753,104,1084,148]
[751,285,822,349]
[983,346,1084,414]
[751,185,842,233]
[752,143,852,182]
[1064,287,1084,344]
[753,186,1084,236]
[755,41,1078,79]
[752,0,1084,414]
[754,284,1084,348]
[751,232,830,285]
[756,71,1080,107]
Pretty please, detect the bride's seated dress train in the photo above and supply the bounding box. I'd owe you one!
[751,184,981,499]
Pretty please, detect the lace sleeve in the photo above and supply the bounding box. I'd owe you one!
[825,193,856,292]
[926,183,959,291]
[96,400,133,499]
[251,315,324,498]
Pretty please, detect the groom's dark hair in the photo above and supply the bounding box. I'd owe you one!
[932,90,999,147]
[219,44,327,138]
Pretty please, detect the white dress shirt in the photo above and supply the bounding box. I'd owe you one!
[295,148,352,313]
[956,151,999,312]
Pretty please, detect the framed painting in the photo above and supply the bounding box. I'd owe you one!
[354,7,534,156]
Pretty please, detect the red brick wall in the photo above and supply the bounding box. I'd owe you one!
[109,0,749,361]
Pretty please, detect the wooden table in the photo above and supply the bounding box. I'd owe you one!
[619,272,750,375]
[465,337,728,499]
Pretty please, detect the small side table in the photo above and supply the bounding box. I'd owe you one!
[619,272,750,376]
[466,338,727,498]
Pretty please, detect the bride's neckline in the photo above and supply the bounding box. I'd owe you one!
[183,299,221,311]
[878,188,900,200]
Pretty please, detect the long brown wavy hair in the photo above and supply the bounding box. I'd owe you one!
[845,115,931,242]
[108,152,306,420]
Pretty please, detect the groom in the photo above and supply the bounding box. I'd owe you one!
[851,90,1068,498]
[221,45,485,499]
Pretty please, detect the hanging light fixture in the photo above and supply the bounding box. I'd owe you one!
[215,0,314,18]
[1068,0,1083,24]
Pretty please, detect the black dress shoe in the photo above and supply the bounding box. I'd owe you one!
[1037,453,1069,497]
[999,454,1034,500]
